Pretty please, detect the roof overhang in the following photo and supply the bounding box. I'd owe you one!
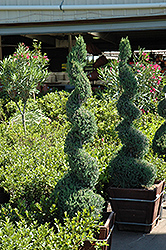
[0,15,165,35]
[0,15,166,51]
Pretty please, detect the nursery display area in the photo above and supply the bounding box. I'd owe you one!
[0,36,165,249]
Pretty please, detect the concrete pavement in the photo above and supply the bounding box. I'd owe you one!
[111,201,166,250]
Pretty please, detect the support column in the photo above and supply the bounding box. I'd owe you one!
[68,34,72,52]
[0,36,2,60]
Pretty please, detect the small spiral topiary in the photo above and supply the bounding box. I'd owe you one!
[52,36,104,221]
[107,37,156,188]
[152,85,166,158]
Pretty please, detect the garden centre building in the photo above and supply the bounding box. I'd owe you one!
[0,0,166,89]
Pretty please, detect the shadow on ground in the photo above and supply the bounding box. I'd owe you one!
[111,201,166,250]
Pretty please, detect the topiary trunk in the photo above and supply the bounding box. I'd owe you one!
[107,37,156,188]
[152,85,166,159]
[52,36,104,221]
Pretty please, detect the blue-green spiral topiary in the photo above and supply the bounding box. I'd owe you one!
[152,85,166,158]
[107,37,156,188]
[51,36,104,221]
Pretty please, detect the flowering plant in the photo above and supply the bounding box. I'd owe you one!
[98,59,120,99]
[98,49,165,113]
[0,41,49,132]
[132,49,164,113]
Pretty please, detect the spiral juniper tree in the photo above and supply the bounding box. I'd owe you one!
[52,36,104,220]
[152,85,166,158]
[107,37,156,188]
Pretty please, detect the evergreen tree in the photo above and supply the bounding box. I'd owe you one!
[52,36,104,220]
[107,37,156,188]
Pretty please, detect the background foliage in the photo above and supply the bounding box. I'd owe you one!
[98,48,165,113]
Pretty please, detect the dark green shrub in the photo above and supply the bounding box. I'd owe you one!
[107,37,156,188]
[52,36,104,221]
[152,85,166,158]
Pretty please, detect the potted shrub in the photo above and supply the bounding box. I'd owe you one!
[51,36,115,248]
[105,37,165,233]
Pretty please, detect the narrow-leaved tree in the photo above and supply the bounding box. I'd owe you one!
[0,41,49,132]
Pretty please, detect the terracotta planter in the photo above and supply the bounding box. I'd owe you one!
[106,180,165,233]
[80,211,115,250]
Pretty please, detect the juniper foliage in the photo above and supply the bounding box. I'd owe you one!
[52,36,104,220]
[108,37,156,188]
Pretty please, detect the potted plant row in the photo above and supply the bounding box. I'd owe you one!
[105,37,165,233]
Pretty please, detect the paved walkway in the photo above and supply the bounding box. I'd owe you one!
[111,201,166,250]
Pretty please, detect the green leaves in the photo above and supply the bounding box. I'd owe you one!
[98,48,164,113]
[53,208,105,250]
[0,208,105,250]
[119,37,132,61]
[0,119,69,206]
[0,41,49,132]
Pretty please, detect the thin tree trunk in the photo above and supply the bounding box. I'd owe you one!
[16,101,26,134]
[22,102,26,134]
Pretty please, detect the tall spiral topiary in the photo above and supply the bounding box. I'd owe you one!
[107,37,156,188]
[152,85,166,158]
[52,36,104,221]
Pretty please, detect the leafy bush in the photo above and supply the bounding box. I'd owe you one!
[37,90,69,122]
[0,208,105,250]
[0,120,69,206]
[133,111,164,143]
[3,90,68,126]
[86,95,120,141]
[9,110,50,127]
